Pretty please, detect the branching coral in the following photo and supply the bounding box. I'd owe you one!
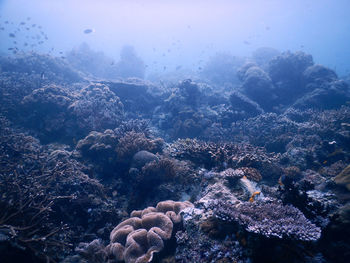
[0,116,116,262]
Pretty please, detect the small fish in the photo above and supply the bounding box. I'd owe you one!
[9,33,15,38]
[20,22,25,25]
[176,65,182,70]
[5,21,9,24]
[323,160,328,164]
[26,27,30,30]
[32,24,36,27]
[265,26,270,31]
[83,28,94,34]
[243,40,251,45]
[198,67,202,70]
[27,17,31,20]
[0,27,4,30]
[328,141,336,145]
[38,25,42,29]
[61,56,66,59]
[24,42,28,46]
[8,47,13,50]
[40,72,45,79]
[59,51,63,54]
[13,41,17,44]
[163,66,166,70]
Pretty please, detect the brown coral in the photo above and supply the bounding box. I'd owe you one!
[107,200,193,263]
[116,131,164,163]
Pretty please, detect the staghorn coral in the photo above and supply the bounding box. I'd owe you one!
[106,200,193,263]
[211,200,321,241]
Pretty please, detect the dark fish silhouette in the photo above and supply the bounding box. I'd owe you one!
[32,24,36,27]
[83,28,94,34]
[27,17,31,20]
[20,22,25,25]
[9,33,15,38]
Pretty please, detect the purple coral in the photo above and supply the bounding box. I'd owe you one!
[212,200,321,241]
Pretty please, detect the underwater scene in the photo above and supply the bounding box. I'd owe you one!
[1,0,350,262]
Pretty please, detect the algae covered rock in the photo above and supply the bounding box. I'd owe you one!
[334,164,350,191]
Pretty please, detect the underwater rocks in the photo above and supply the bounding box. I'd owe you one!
[237,62,276,111]
[199,52,245,86]
[103,78,161,119]
[0,52,83,84]
[235,51,350,113]
[251,47,280,70]
[19,83,124,144]
[334,164,350,191]
[229,90,264,119]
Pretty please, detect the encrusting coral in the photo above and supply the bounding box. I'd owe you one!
[106,200,193,263]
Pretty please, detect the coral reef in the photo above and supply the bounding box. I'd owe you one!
[211,200,321,241]
[199,52,245,85]
[1,49,350,263]
[0,116,121,262]
[69,83,124,132]
[106,200,193,263]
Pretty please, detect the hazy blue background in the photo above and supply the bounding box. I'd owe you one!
[1,0,350,76]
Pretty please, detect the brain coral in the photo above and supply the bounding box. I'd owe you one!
[106,200,193,263]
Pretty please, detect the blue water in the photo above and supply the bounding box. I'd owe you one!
[1,0,350,76]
